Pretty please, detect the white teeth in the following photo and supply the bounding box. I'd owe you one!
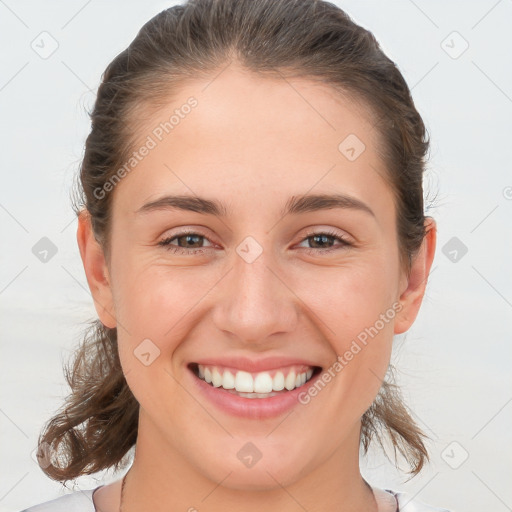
[273,371,285,391]
[222,370,235,389]
[254,372,273,393]
[235,370,254,392]
[211,368,223,387]
[285,370,296,391]
[196,364,315,394]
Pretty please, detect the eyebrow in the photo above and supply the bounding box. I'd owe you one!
[135,193,375,218]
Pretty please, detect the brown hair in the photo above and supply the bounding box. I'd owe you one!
[39,0,433,484]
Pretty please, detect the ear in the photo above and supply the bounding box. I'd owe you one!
[394,217,437,335]
[76,210,117,329]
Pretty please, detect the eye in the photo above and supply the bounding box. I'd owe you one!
[158,230,214,255]
[297,229,353,255]
[157,228,353,256]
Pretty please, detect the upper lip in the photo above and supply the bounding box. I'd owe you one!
[190,356,322,373]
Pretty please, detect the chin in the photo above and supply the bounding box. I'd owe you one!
[193,444,309,491]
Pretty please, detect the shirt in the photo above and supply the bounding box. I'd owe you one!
[17,486,452,512]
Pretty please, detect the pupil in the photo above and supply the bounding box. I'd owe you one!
[184,235,200,247]
[312,234,331,248]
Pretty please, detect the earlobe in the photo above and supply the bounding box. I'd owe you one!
[76,210,117,329]
[394,217,437,335]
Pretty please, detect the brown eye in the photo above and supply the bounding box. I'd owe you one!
[158,231,214,254]
[297,230,352,255]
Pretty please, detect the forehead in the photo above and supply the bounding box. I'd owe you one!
[113,65,392,219]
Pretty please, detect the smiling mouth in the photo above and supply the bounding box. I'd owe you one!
[188,362,323,398]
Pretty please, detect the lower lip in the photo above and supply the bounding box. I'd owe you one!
[188,366,322,419]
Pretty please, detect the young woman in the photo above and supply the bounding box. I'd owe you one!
[20,0,450,510]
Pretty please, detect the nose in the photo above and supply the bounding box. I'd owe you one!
[211,245,299,345]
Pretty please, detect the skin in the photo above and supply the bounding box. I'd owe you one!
[77,63,436,512]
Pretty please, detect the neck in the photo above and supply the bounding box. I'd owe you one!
[119,411,378,512]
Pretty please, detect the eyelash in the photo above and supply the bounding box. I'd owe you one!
[157,228,352,256]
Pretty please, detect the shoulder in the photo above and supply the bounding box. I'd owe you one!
[17,487,97,512]
[389,489,452,512]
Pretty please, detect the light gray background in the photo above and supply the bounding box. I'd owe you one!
[1,1,511,511]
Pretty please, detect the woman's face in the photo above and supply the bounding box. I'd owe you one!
[81,65,434,490]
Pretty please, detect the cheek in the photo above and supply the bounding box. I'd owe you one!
[112,254,186,328]
[114,266,192,412]
[116,264,215,363]
[313,260,399,340]
[305,259,398,399]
